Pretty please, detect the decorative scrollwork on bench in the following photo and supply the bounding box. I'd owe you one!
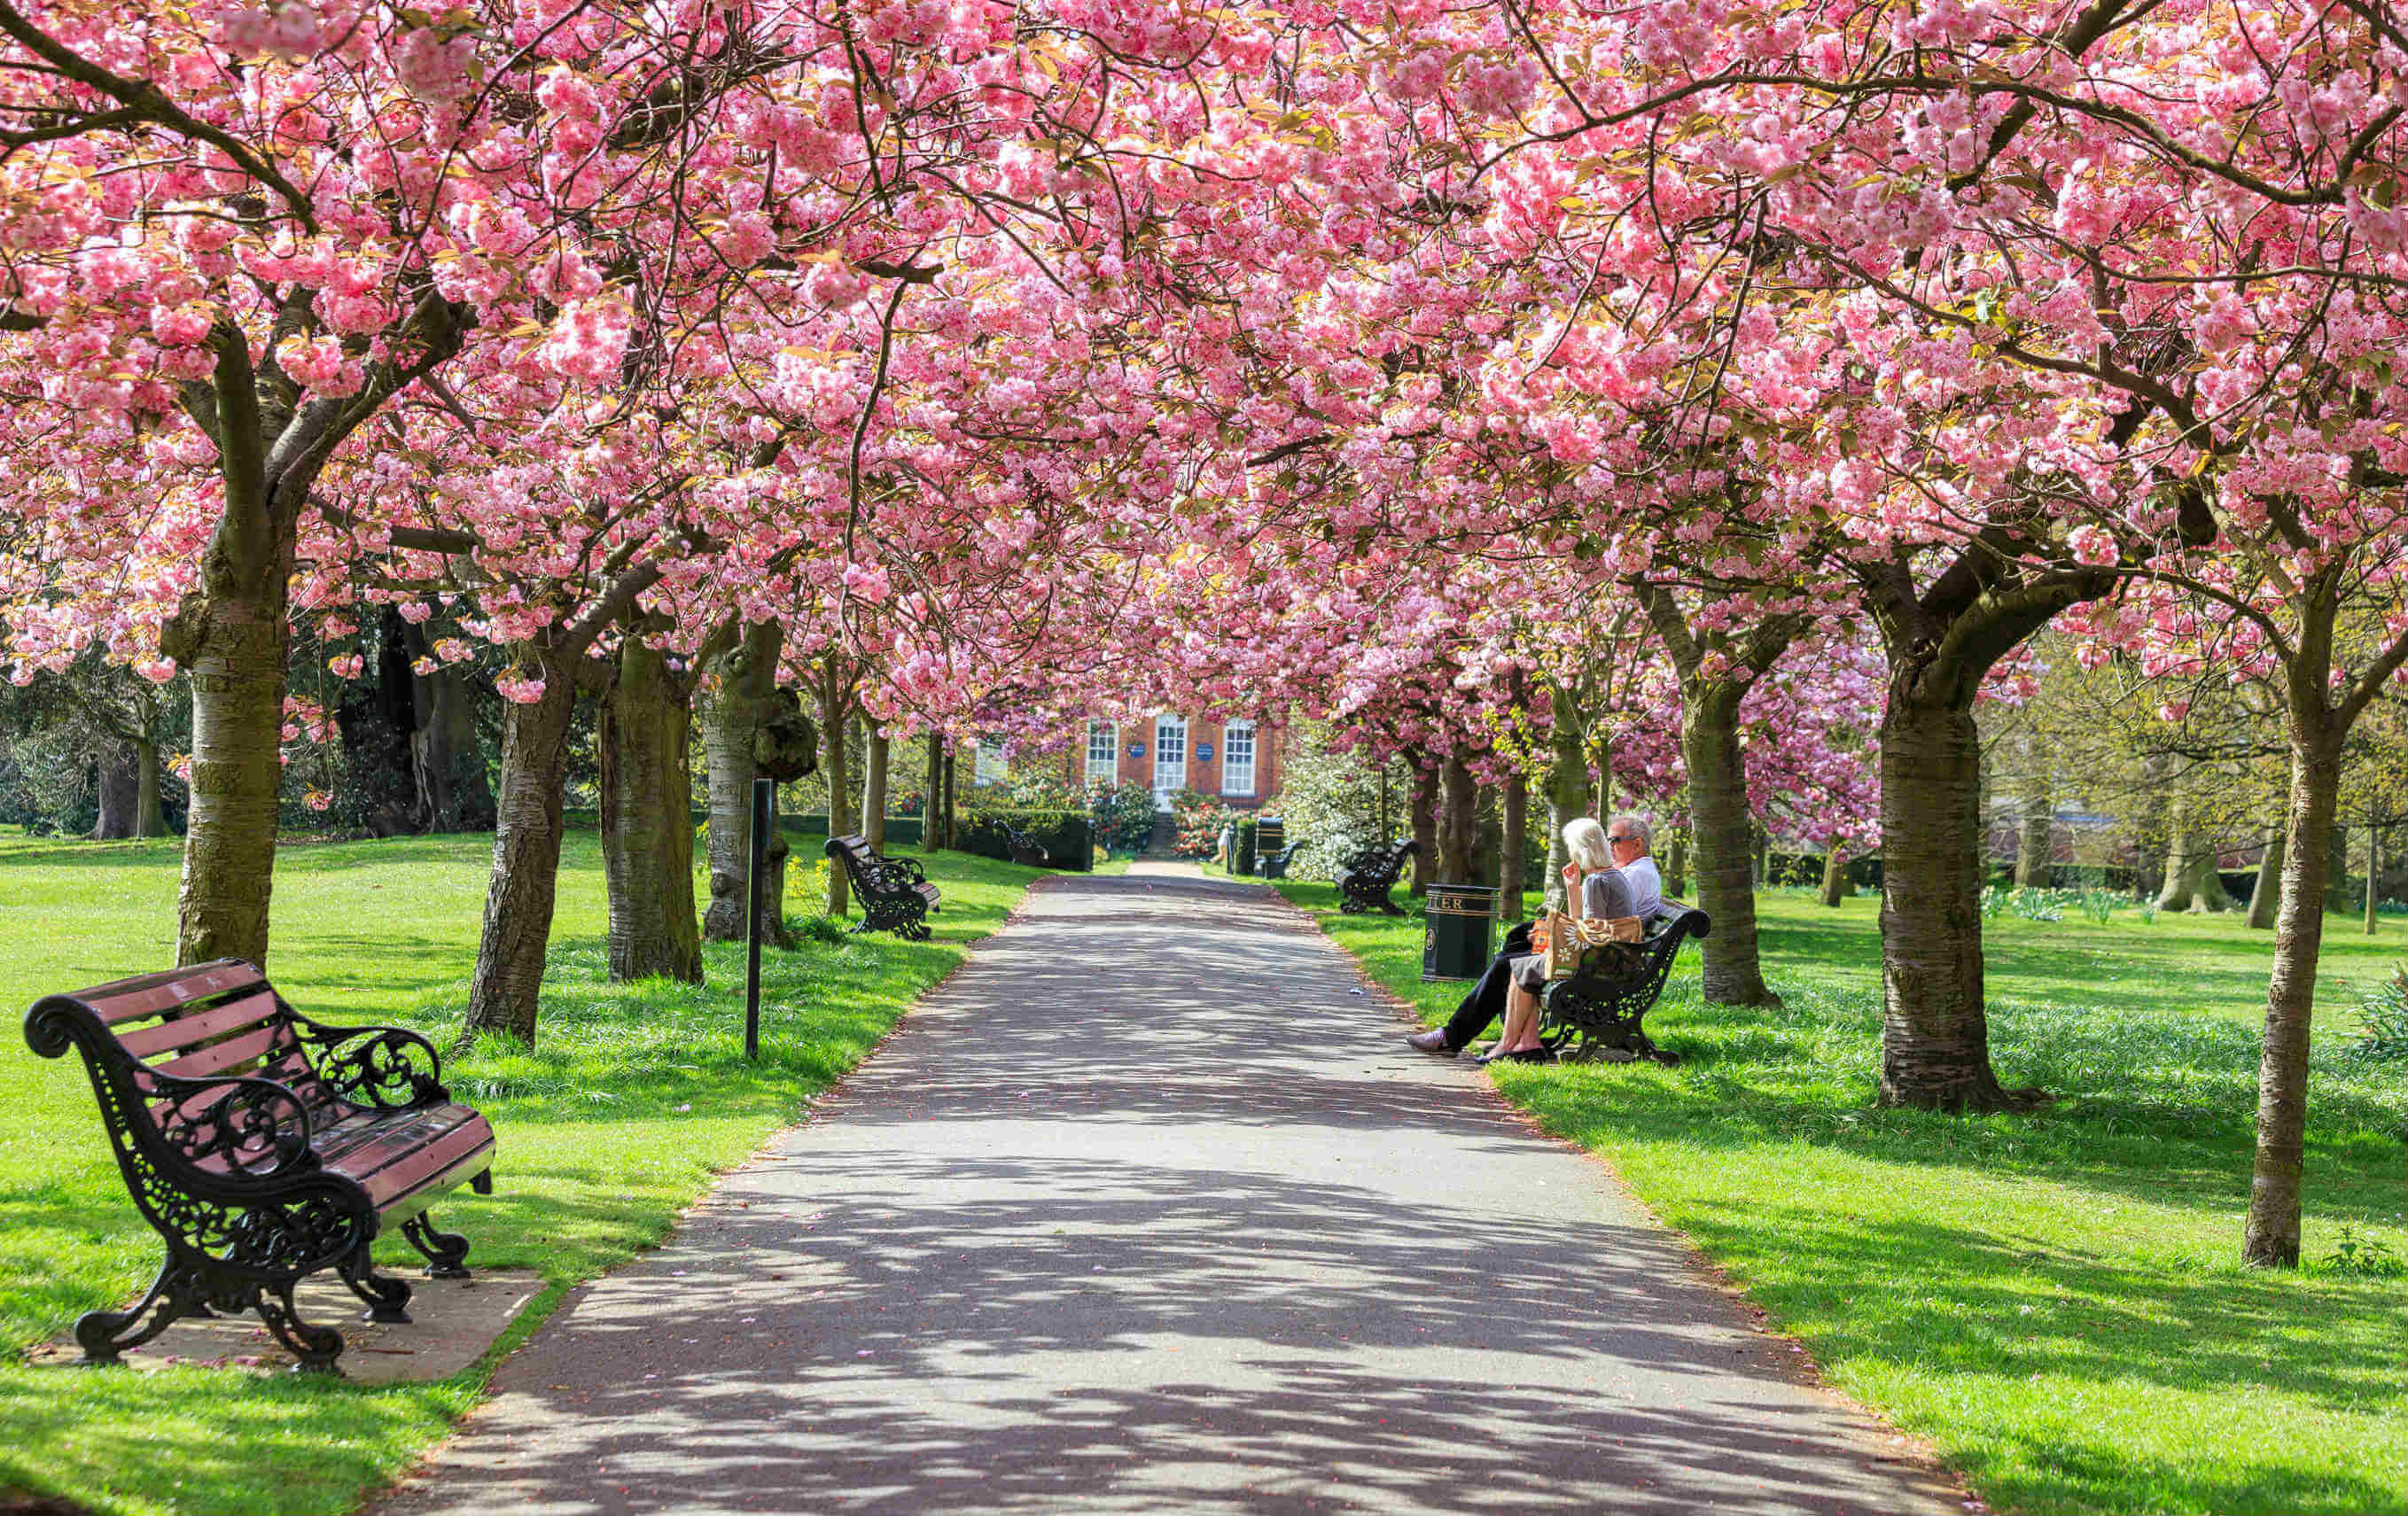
[142,1070,317,1178]
[294,1020,448,1109]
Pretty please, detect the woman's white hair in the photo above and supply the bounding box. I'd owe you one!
[1562,817,1613,872]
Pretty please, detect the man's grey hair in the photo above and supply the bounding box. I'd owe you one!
[1613,814,1652,852]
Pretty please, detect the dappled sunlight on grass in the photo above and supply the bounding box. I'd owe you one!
[1281,878,2408,1516]
[0,830,1036,1515]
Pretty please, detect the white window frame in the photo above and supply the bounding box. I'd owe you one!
[1085,719,1118,789]
[1222,720,1257,797]
[1152,714,1187,811]
[974,740,1007,786]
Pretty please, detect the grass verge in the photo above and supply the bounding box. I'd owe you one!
[0,831,1037,1516]
[1279,881,2408,1516]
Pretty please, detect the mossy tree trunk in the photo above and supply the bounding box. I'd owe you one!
[2367,828,2381,937]
[1408,764,1439,897]
[864,730,890,851]
[1500,771,1527,923]
[461,566,674,1045]
[1876,695,2025,1109]
[91,744,139,840]
[924,732,947,850]
[820,659,853,917]
[462,646,580,1044]
[1639,584,1797,1007]
[1543,683,1588,912]
[2246,825,2286,929]
[1436,752,1477,884]
[2156,781,2234,913]
[598,638,702,985]
[2014,741,2053,888]
[702,622,782,942]
[2247,717,2342,1264]
[1820,848,1851,907]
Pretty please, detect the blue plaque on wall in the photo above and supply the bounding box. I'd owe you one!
[1196,742,1213,760]
[1126,742,1145,758]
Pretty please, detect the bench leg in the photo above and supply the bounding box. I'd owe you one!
[339,1245,414,1324]
[72,1259,199,1365]
[401,1209,472,1279]
[256,1281,346,1374]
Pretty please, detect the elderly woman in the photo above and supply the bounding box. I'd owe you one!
[1477,817,1635,1066]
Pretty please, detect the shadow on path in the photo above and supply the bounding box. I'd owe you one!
[374,875,1960,1515]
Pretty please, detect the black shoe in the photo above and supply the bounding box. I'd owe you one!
[1406,1029,1456,1057]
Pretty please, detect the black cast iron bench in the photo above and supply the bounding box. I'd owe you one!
[1539,902,1711,1064]
[1336,836,1418,914]
[1260,838,1306,879]
[24,959,496,1373]
[999,822,1053,868]
[827,833,942,939]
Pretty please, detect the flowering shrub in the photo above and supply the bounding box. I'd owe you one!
[1172,788,1234,859]
[1088,781,1157,855]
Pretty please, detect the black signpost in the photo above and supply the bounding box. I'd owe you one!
[744,776,772,1061]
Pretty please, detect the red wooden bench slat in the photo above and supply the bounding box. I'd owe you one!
[153,1022,293,1081]
[115,991,284,1059]
[80,961,266,1024]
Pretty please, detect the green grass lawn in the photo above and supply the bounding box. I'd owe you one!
[0,830,1040,1516]
[1283,882,2408,1516]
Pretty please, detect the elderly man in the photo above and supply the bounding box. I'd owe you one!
[1406,814,1663,1059]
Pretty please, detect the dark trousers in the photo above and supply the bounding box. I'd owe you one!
[1440,921,1535,1050]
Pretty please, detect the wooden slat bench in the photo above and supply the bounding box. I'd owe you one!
[826,834,942,939]
[1335,837,1418,914]
[1539,903,1711,1064]
[24,959,496,1373]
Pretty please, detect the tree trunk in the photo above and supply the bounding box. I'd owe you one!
[1684,686,1781,1007]
[1821,848,1850,907]
[1436,753,1477,885]
[1500,772,1527,923]
[2244,725,2341,1266]
[940,742,958,851]
[821,661,853,917]
[1876,695,2025,1110]
[91,743,138,840]
[924,732,946,850]
[701,623,780,942]
[2327,822,2350,916]
[133,738,167,838]
[409,631,495,832]
[1664,832,1688,898]
[2367,828,2381,936]
[461,655,578,1044]
[2014,744,2053,888]
[2156,789,2234,912]
[1408,764,1438,896]
[1544,685,1587,912]
[171,584,291,968]
[864,730,890,851]
[2246,825,2286,929]
[598,641,701,984]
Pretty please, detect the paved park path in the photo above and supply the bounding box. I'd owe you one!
[378,870,1961,1515]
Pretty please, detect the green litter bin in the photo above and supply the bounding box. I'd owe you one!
[1422,883,1496,981]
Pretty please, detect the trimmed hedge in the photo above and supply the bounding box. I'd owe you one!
[1235,817,1259,876]
[959,807,1094,871]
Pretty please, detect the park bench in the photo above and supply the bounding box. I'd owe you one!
[827,833,942,939]
[1539,902,1711,1064]
[999,822,1053,868]
[1335,837,1418,915]
[1259,838,1306,879]
[23,959,496,1374]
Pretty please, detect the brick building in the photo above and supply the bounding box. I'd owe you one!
[976,714,1285,812]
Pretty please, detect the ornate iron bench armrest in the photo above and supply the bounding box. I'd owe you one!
[137,1069,321,1183]
[291,1017,449,1109]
